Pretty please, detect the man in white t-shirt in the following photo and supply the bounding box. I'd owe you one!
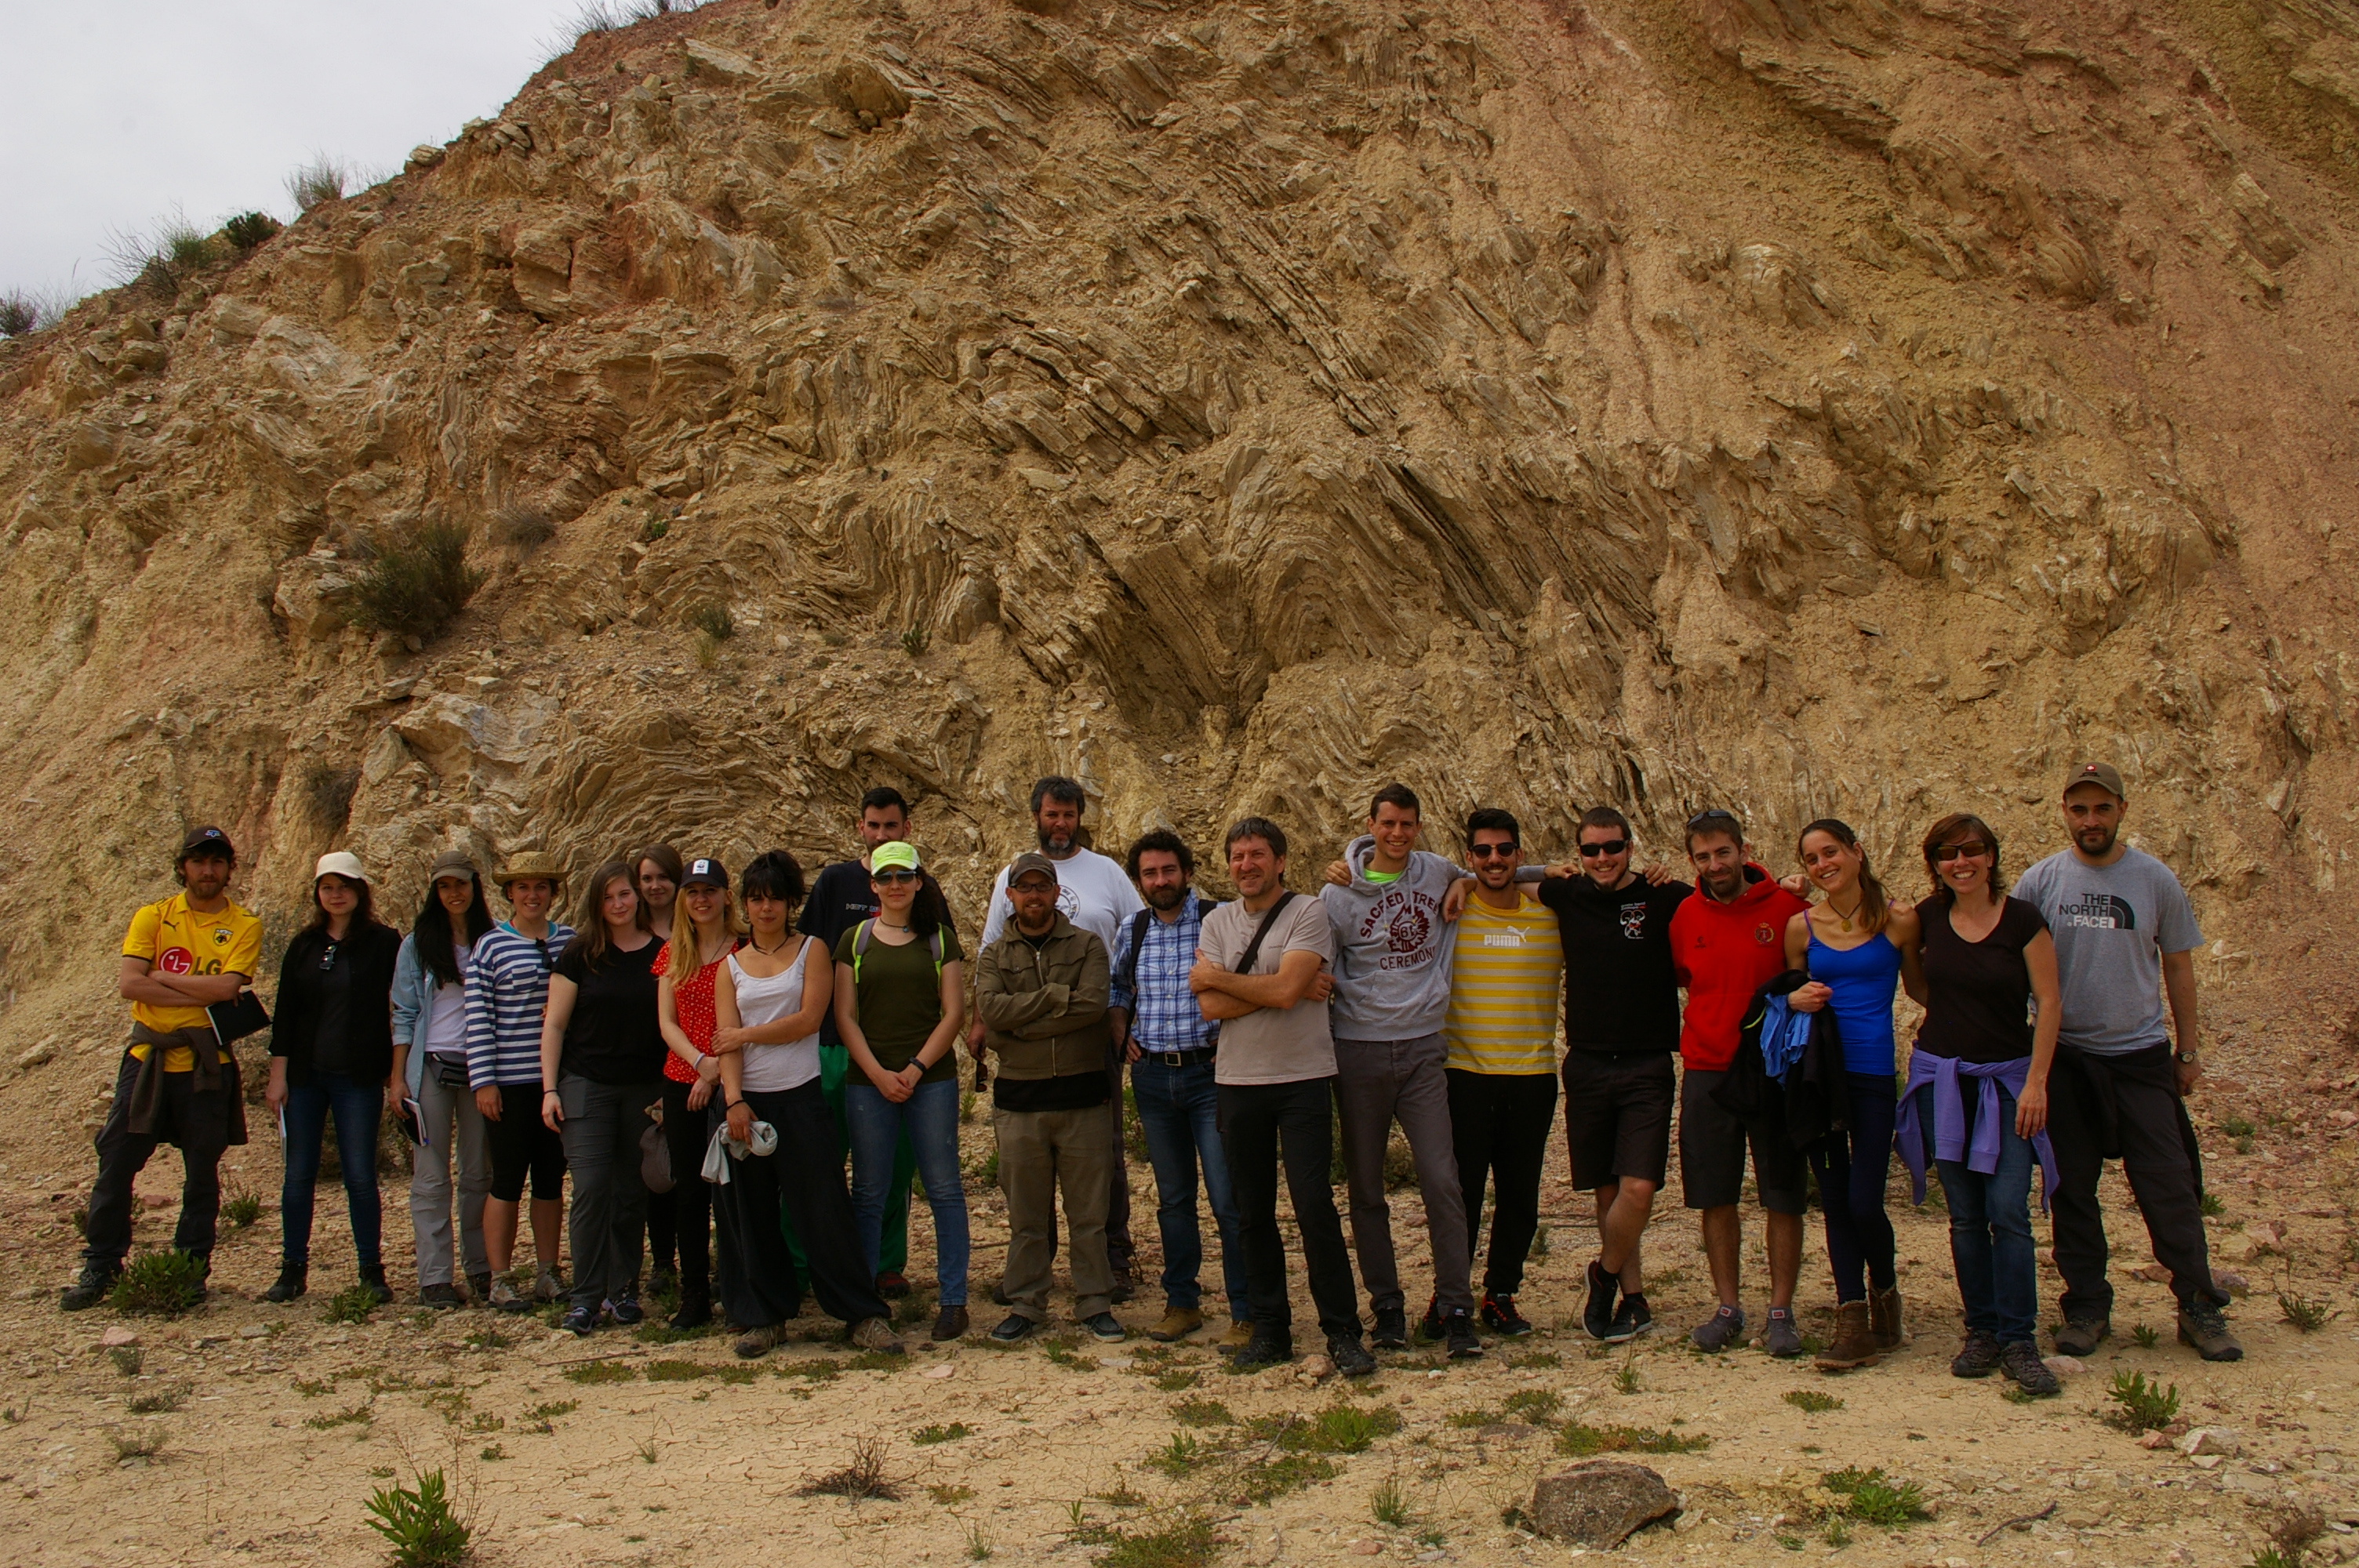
[970,777,1146,1298]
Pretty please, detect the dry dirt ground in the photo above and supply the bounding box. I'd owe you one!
[2,969,2355,1568]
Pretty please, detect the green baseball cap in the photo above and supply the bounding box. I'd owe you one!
[871,840,921,875]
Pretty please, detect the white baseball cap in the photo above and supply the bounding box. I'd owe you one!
[314,850,369,884]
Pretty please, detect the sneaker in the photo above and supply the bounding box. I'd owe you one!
[1419,1296,1445,1342]
[1371,1304,1408,1349]
[2176,1299,2242,1362]
[609,1297,645,1327]
[1442,1308,1482,1359]
[2052,1313,2110,1357]
[465,1272,493,1305]
[1690,1304,1747,1352]
[60,1265,118,1312]
[263,1264,308,1305]
[876,1271,911,1299]
[1220,1319,1256,1349]
[533,1268,563,1304]
[1149,1306,1205,1343]
[1083,1312,1126,1343]
[733,1323,784,1358]
[1583,1259,1619,1341]
[559,1305,597,1337]
[489,1276,528,1313]
[1606,1293,1654,1343]
[989,1314,1037,1343]
[420,1283,463,1310]
[931,1305,969,1341]
[1328,1334,1376,1378]
[1764,1307,1805,1359]
[1229,1330,1293,1369]
[2001,1338,2062,1394]
[849,1317,907,1354]
[1481,1292,1533,1338]
[1950,1330,2005,1378]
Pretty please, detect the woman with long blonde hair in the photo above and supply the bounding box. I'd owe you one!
[651,855,740,1329]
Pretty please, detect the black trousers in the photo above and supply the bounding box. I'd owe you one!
[1216,1077,1360,1341]
[647,1078,713,1299]
[712,1081,888,1329]
[2048,1041,2223,1316]
[1445,1069,1558,1298]
[85,1051,233,1268]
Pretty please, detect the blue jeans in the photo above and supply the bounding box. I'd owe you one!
[1132,1055,1249,1319]
[1925,1083,2039,1345]
[845,1078,969,1305]
[282,1072,384,1270]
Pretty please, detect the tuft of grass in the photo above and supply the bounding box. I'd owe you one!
[1557,1421,1710,1457]
[638,515,670,543]
[929,1483,976,1505]
[220,1184,264,1228]
[565,1361,638,1385]
[286,155,350,213]
[1096,1515,1219,1568]
[491,506,556,549]
[1169,1397,1234,1428]
[2201,1192,2226,1218]
[900,626,930,656]
[1148,1432,1201,1477]
[2280,1294,2334,1333]
[351,521,484,643]
[2130,1322,2160,1348]
[2221,1114,2257,1138]
[1530,1221,1550,1259]
[300,762,360,829]
[1613,1357,1641,1395]
[798,1433,899,1500]
[1152,1368,1200,1392]
[1823,1515,1854,1548]
[776,1359,841,1381]
[913,1422,974,1445]
[0,294,35,337]
[110,1249,208,1316]
[687,602,736,641]
[479,1443,507,1461]
[124,1384,189,1415]
[1784,1389,1843,1413]
[2,1398,30,1425]
[2001,1386,2043,1405]
[1235,1455,1336,1505]
[224,212,281,251]
[845,1350,905,1372]
[362,1466,471,1568]
[1372,1475,1412,1528]
[965,1522,993,1560]
[642,1359,709,1382]
[635,1433,660,1465]
[109,1424,167,1461]
[304,1402,373,1431]
[2106,1369,2181,1432]
[293,1377,333,1397]
[1259,1403,1401,1454]
[1096,1479,1147,1506]
[164,218,220,273]
[108,1347,144,1377]
[1823,1467,1928,1528]
[321,1285,380,1325]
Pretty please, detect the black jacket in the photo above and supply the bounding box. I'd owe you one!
[1710,968,1848,1149]
[270,921,402,1085]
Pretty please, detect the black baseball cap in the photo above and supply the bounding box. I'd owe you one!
[681,856,729,891]
[178,826,235,861]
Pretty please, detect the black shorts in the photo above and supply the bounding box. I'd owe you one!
[1677,1066,1806,1214]
[1560,1051,1674,1189]
[486,1083,567,1203]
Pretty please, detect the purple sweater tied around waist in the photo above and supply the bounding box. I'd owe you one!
[1895,1049,2059,1213]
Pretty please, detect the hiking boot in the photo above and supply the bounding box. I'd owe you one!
[1869,1286,1904,1349]
[1108,1262,1135,1305]
[1419,1295,1445,1342]
[1480,1292,1532,1338]
[420,1283,463,1310]
[931,1305,969,1341]
[1229,1329,1293,1369]
[2176,1299,2243,1362]
[990,1314,1037,1343]
[1764,1306,1805,1359]
[1816,1300,1881,1370]
[849,1317,907,1355]
[1442,1308,1482,1360]
[1583,1259,1619,1341]
[2001,1339,2061,1395]
[60,1264,118,1312]
[1950,1329,2005,1378]
[670,1288,712,1331]
[1220,1318,1255,1349]
[533,1267,563,1303]
[1149,1306,1205,1343]
[733,1323,785,1359]
[609,1296,645,1326]
[876,1271,911,1299]
[1328,1334,1377,1378]
[489,1276,529,1312]
[357,1265,394,1307]
[1082,1312,1126,1343]
[466,1272,493,1305]
[1606,1293,1654,1343]
[264,1264,308,1305]
[559,1305,597,1337]
[1689,1304,1747,1352]
[2052,1313,2110,1357]
[1371,1304,1408,1350]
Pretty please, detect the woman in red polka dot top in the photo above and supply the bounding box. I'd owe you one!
[652,856,742,1330]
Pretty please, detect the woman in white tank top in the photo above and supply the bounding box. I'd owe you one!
[707,851,904,1358]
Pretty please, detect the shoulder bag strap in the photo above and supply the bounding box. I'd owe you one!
[1231,890,1298,977]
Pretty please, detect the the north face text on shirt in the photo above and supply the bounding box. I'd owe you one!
[2054,892,2137,930]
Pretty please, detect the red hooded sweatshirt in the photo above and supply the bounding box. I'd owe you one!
[1670,867,1809,1072]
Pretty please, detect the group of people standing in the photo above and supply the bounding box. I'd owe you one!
[60,761,2241,1382]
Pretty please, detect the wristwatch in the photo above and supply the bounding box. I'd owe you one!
[2175,1050,2200,1065]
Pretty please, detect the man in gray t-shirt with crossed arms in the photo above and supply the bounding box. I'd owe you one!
[2012,762,2238,1363]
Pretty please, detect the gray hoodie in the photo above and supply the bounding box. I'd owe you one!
[1319,838,1470,1040]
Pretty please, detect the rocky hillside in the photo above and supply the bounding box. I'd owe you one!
[0,0,2355,1067]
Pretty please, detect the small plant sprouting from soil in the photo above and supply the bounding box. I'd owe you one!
[798,1434,899,1500]
[109,1424,167,1461]
[1169,1397,1233,1428]
[1785,1389,1843,1413]
[1823,1466,1928,1527]
[2106,1370,2181,1432]
[109,1250,208,1316]
[1372,1475,1412,1528]
[565,1360,638,1385]
[322,1286,380,1325]
[913,1422,974,1445]
[220,1184,264,1228]
[124,1384,188,1414]
[108,1347,144,1377]
[1557,1421,1711,1457]
[362,1466,471,1568]
[2130,1322,2160,1348]
[2280,1294,2334,1333]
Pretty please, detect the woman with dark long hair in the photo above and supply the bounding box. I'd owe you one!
[390,851,498,1307]
[633,843,685,1287]
[539,860,665,1336]
[263,852,404,1305]
[1896,813,2063,1396]
[1782,818,1921,1370]
[651,855,740,1328]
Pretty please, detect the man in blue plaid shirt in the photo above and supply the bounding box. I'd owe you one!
[1110,830,1249,1347]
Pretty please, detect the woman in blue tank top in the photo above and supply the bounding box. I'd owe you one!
[1783,818,1921,1372]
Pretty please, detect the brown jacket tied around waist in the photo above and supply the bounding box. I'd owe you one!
[975,915,1113,1080]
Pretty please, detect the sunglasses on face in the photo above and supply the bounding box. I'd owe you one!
[874,869,919,885]
[1578,840,1628,857]
[1932,841,1993,862]
[1467,844,1519,859]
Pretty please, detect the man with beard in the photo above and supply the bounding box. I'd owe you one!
[2012,764,2237,1361]
[1109,830,1245,1346]
[972,777,1146,1296]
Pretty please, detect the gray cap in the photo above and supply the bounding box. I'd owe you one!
[427,850,478,883]
[1007,851,1060,887]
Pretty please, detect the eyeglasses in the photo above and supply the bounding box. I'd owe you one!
[1932,841,1993,862]
[1577,840,1628,857]
[1467,844,1519,859]
[874,869,919,884]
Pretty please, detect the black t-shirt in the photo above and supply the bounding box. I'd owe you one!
[1914,896,2048,1064]
[1537,874,1691,1054]
[554,938,665,1084]
[799,860,958,1047]
[313,942,354,1076]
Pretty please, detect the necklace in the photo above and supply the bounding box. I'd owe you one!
[1828,895,1865,933]
[751,933,791,955]
[877,919,911,932]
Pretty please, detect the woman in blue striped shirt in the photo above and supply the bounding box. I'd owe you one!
[464,851,576,1312]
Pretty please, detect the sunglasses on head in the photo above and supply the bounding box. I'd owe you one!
[1467,843,1519,858]
[1932,840,1993,862]
[1686,809,1741,830]
[874,869,919,884]
[1577,839,1628,857]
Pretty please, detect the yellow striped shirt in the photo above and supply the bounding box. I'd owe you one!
[1444,892,1563,1074]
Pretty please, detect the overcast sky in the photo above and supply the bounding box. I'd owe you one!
[1,1,614,303]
